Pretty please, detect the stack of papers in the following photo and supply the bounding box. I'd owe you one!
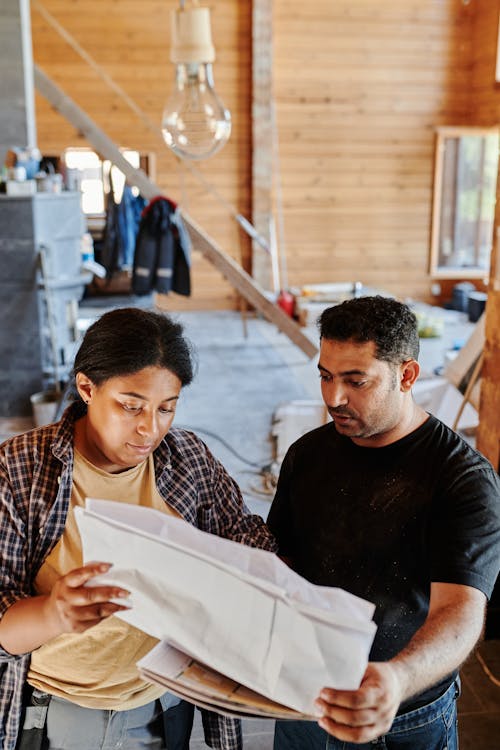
[138,641,313,720]
[75,499,377,719]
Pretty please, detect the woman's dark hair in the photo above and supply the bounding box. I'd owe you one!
[318,295,419,365]
[73,307,195,386]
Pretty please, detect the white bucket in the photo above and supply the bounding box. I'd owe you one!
[30,391,59,427]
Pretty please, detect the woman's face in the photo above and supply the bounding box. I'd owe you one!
[75,365,182,473]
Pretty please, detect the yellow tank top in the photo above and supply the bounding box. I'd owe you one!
[28,449,180,710]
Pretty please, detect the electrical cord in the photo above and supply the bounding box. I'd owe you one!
[177,424,281,500]
[177,424,270,469]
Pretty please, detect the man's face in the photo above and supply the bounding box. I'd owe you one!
[318,338,408,447]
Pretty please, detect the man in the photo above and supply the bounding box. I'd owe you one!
[267,295,500,749]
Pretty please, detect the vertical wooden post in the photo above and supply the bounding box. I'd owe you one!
[476,224,500,469]
[251,0,275,292]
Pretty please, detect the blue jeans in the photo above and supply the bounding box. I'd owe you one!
[17,688,192,750]
[274,679,460,750]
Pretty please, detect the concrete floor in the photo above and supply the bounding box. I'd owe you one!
[1,302,499,748]
[459,641,500,750]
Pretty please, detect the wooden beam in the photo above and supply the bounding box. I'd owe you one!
[34,66,157,199]
[34,64,318,359]
[183,214,318,357]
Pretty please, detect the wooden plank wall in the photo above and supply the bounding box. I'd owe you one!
[469,0,500,128]
[469,0,500,468]
[31,0,476,309]
[273,0,473,302]
[31,0,251,311]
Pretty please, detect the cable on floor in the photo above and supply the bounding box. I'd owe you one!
[475,649,500,687]
[178,424,268,468]
[178,425,281,497]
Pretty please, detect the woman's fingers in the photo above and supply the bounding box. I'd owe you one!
[50,562,131,633]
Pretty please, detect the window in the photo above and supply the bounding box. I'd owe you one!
[64,148,106,214]
[63,148,154,234]
[429,127,499,279]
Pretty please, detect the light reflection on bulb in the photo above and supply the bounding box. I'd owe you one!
[162,62,231,161]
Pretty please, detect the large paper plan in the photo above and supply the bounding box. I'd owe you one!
[75,499,377,717]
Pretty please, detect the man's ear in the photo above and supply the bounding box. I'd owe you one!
[400,359,420,391]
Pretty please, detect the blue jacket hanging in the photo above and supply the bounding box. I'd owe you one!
[118,185,147,269]
[132,196,191,296]
[99,177,146,277]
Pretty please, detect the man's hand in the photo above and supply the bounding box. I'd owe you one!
[314,662,403,744]
[315,584,486,743]
[46,562,131,633]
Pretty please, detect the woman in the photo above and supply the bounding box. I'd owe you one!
[0,307,276,750]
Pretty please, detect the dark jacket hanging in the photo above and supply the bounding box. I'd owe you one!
[99,174,123,278]
[132,197,191,296]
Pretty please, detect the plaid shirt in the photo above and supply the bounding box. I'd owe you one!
[0,402,276,750]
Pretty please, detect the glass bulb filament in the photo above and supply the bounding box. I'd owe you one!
[162,63,231,161]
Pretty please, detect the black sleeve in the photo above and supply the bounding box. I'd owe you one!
[430,460,500,599]
[267,446,296,558]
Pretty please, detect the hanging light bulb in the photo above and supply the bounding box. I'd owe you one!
[161,1,231,161]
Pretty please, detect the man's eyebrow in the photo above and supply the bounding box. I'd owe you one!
[119,391,179,402]
[317,363,368,376]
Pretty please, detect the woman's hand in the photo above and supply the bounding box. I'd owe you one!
[47,561,131,633]
[0,562,131,655]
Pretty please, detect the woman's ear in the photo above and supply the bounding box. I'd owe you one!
[400,359,420,392]
[75,372,94,404]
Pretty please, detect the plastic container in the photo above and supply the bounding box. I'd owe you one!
[30,391,59,427]
[451,282,476,312]
[468,291,487,323]
[80,232,95,263]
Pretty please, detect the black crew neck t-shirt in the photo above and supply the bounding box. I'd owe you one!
[267,414,500,711]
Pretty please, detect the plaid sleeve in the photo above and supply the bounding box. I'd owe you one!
[0,430,66,660]
[166,430,278,553]
[0,455,30,627]
[201,709,243,750]
[202,443,277,552]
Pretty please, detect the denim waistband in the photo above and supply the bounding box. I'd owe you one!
[389,679,459,734]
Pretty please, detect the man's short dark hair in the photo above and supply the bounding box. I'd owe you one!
[318,295,419,364]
